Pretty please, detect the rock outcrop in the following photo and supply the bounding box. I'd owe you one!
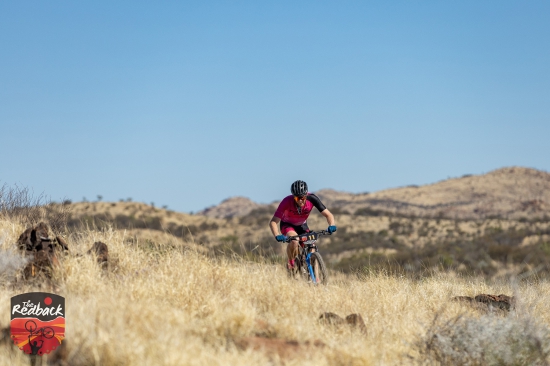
[17,222,69,279]
[453,294,515,311]
[319,312,367,334]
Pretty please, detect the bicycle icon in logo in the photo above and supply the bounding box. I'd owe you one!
[25,320,55,339]
[25,320,56,355]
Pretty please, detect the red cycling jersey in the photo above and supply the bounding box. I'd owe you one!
[273,193,327,226]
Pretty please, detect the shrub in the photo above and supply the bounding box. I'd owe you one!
[328,207,350,215]
[389,221,413,235]
[322,229,406,257]
[0,183,71,233]
[417,313,550,365]
[355,207,391,217]
[238,206,277,227]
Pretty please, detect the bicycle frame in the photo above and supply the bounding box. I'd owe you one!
[25,320,55,339]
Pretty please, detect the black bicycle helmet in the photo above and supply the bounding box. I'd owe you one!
[291,180,308,196]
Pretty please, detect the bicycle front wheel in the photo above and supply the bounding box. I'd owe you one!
[310,252,327,285]
[43,327,55,339]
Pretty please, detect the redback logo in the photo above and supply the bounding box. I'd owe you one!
[10,292,65,355]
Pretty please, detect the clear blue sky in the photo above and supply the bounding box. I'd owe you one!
[1,1,549,212]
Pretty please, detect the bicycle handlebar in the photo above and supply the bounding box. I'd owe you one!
[284,230,332,243]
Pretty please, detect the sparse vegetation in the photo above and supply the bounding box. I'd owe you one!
[2,186,550,364]
[0,184,72,233]
[416,312,550,365]
[45,199,550,281]
[332,223,550,278]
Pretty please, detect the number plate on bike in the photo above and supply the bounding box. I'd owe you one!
[299,232,318,245]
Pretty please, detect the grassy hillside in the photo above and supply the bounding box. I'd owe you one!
[3,175,550,364]
[3,216,550,365]
[60,200,550,280]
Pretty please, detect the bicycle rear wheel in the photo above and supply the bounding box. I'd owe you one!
[25,320,37,333]
[310,252,328,285]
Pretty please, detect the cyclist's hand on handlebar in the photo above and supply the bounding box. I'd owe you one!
[327,225,337,234]
[276,234,287,242]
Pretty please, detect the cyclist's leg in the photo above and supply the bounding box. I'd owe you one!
[282,222,309,269]
[281,223,300,269]
[285,230,299,268]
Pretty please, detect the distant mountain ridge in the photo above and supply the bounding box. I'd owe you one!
[198,167,550,220]
[197,196,263,218]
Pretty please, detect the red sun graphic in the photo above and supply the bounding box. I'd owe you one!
[44,297,52,306]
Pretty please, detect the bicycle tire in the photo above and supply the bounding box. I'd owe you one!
[43,327,55,339]
[295,253,308,280]
[25,320,37,333]
[310,252,328,285]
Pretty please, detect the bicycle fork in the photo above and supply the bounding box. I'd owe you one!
[305,252,317,284]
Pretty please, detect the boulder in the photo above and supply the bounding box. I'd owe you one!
[319,312,367,334]
[17,222,68,279]
[23,250,60,279]
[319,312,345,325]
[345,313,367,334]
[87,242,109,266]
[474,294,515,311]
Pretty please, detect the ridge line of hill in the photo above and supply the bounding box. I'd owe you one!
[197,166,550,220]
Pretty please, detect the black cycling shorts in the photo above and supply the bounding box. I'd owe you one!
[280,221,310,236]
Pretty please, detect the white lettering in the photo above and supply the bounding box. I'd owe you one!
[55,304,63,317]
[11,301,64,318]
[12,304,21,315]
[33,301,42,316]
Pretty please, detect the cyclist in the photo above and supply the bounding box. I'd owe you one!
[28,335,43,355]
[269,180,337,272]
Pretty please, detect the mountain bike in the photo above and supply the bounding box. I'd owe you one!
[285,230,330,285]
[25,320,55,339]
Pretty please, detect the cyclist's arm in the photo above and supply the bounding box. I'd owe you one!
[320,209,335,226]
[269,216,282,237]
[307,194,335,226]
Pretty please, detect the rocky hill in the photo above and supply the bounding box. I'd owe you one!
[199,167,550,220]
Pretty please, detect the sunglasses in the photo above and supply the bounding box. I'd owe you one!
[294,195,307,202]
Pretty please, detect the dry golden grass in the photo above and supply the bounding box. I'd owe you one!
[2,218,550,365]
